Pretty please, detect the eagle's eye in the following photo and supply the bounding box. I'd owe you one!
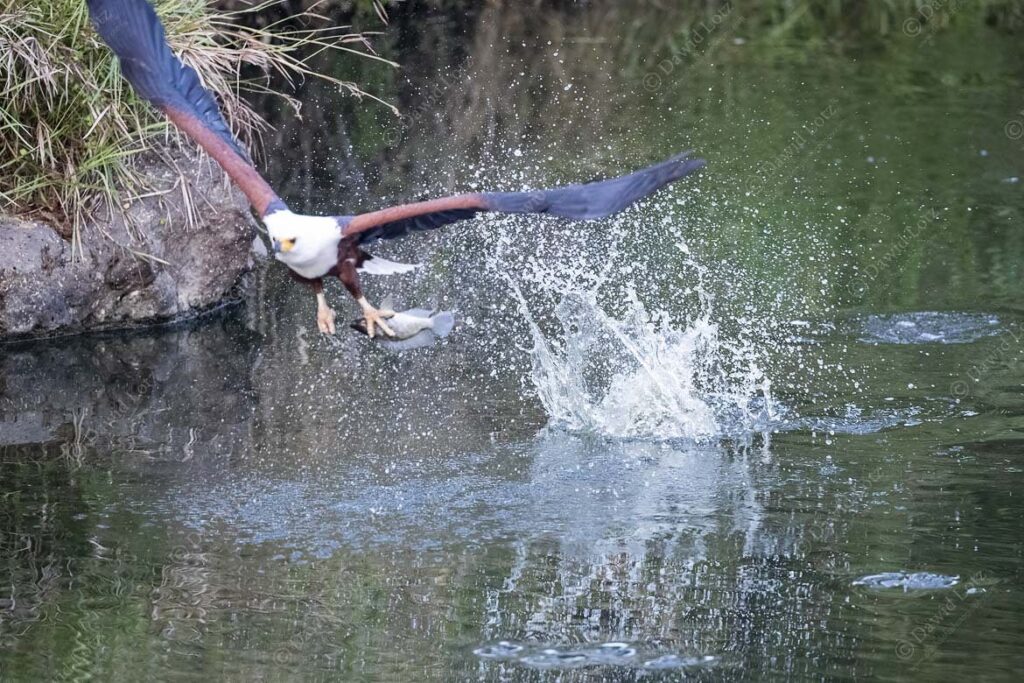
[280,237,297,253]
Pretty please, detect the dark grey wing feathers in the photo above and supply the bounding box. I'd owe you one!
[347,152,705,244]
[87,0,247,160]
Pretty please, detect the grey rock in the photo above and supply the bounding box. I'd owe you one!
[0,148,264,339]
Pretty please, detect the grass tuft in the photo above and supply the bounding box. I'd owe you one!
[0,0,394,239]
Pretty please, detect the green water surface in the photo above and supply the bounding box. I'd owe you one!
[2,4,1023,681]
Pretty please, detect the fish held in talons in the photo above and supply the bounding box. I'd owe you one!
[350,297,456,351]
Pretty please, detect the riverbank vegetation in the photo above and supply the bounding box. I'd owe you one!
[0,0,390,240]
[334,0,1024,37]
[1,0,1020,236]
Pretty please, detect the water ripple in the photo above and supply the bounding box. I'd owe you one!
[473,641,717,671]
[857,312,1001,345]
[852,572,960,591]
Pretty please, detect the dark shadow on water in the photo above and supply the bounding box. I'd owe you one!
[0,310,259,458]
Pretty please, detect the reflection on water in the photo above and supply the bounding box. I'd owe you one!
[2,305,1022,680]
[3,1,1024,680]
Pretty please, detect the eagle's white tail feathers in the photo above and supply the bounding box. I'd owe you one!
[358,255,421,275]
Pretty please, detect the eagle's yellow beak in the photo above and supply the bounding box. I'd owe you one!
[273,238,296,254]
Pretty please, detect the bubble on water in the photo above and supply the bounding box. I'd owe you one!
[856,312,1002,345]
[521,649,590,668]
[643,654,717,670]
[475,641,706,671]
[592,642,637,661]
[852,571,960,591]
[474,641,524,658]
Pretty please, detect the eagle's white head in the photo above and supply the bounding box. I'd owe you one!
[264,209,343,280]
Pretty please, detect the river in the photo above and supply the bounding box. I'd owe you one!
[1,3,1023,680]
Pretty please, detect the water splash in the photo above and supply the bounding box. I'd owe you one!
[505,264,776,440]
[459,159,799,441]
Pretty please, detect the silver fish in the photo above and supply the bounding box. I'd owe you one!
[350,297,455,351]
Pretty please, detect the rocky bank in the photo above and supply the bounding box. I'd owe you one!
[0,149,264,340]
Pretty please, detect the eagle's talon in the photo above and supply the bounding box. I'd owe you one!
[363,306,395,338]
[316,305,337,335]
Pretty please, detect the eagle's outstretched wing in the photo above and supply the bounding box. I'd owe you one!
[90,0,705,246]
[87,0,281,216]
[343,152,706,244]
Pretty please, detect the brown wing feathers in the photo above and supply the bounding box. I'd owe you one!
[342,152,705,245]
[162,108,279,216]
[88,0,281,217]
[90,0,705,241]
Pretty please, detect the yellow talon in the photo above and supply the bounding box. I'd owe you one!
[317,307,336,335]
[362,306,395,338]
[315,293,336,335]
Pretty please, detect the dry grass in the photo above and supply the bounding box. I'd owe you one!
[0,0,395,242]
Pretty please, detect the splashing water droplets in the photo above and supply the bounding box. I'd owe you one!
[453,155,792,441]
[504,250,775,440]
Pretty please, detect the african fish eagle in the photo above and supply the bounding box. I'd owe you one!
[87,0,705,337]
